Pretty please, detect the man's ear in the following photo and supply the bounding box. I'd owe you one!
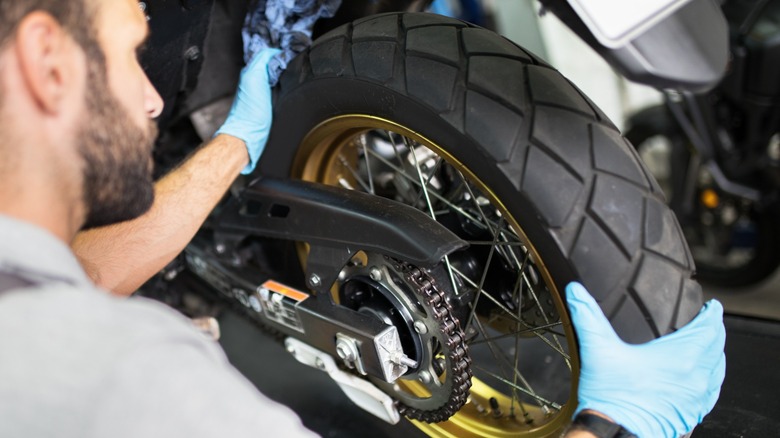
[14,11,79,114]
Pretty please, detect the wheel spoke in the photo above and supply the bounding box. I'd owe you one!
[338,154,372,192]
[471,315,557,411]
[363,147,485,225]
[456,169,501,239]
[465,240,527,247]
[521,273,572,370]
[365,132,572,362]
[454,168,523,268]
[385,130,407,170]
[473,364,562,411]
[468,323,565,346]
[452,267,525,327]
[313,126,575,432]
[408,143,460,297]
[358,135,375,195]
[464,217,503,331]
[511,281,525,418]
[455,269,571,360]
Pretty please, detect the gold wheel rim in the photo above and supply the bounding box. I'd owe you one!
[292,115,579,437]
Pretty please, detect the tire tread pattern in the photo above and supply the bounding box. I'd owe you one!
[278,13,702,344]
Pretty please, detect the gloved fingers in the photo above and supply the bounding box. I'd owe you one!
[649,299,725,357]
[565,282,621,345]
[244,47,283,78]
[691,299,725,332]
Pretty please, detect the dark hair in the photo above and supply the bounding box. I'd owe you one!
[0,0,106,100]
[0,0,105,64]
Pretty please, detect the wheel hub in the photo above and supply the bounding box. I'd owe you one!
[293,115,578,435]
[337,252,472,422]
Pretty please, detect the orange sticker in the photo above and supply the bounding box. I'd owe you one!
[261,280,310,302]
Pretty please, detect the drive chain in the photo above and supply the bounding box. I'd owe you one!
[395,260,473,423]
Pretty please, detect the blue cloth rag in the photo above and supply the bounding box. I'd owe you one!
[243,0,342,86]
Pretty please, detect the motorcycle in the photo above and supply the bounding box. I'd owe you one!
[138,0,726,435]
[626,0,780,288]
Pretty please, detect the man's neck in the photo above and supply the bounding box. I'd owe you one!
[0,175,85,244]
[0,48,87,243]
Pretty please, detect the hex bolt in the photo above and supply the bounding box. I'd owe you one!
[163,269,178,281]
[369,267,382,281]
[184,46,201,62]
[336,342,355,362]
[398,355,418,368]
[413,321,428,334]
[315,358,327,370]
[308,274,321,288]
[436,357,446,373]
[418,370,432,384]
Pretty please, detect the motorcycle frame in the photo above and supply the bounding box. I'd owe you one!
[647,0,780,215]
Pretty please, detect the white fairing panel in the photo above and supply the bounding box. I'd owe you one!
[567,0,694,48]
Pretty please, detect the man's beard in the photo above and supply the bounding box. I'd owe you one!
[79,63,158,230]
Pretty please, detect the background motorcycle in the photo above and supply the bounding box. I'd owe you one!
[626,0,780,288]
[138,0,726,435]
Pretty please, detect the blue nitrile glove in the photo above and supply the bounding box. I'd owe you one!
[566,282,726,438]
[215,47,282,175]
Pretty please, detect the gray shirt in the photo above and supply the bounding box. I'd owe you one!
[0,215,316,437]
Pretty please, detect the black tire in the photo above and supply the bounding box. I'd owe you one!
[260,12,702,434]
[627,105,780,288]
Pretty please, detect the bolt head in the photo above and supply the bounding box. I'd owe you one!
[308,274,321,287]
[413,321,428,334]
[163,269,178,281]
[369,267,382,281]
[419,370,432,384]
[184,46,201,62]
[315,358,326,370]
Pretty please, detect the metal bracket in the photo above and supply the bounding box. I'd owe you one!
[335,328,417,382]
[214,177,468,293]
[284,338,401,425]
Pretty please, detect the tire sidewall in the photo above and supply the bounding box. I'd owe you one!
[260,75,580,296]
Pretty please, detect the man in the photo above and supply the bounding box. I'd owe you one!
[0,0,724,437]
[0,0,312,436]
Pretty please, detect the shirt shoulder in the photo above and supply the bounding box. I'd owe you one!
[1,284,213,347]
[0,285,316,438]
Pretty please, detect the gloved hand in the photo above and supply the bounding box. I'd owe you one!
[215,47,282,175]
[566,282,726,438]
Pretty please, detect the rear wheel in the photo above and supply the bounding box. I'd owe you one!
[261,12,702,436]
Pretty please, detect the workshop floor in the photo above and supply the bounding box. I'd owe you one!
[218,270,780,437]
[695,270,780,437]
